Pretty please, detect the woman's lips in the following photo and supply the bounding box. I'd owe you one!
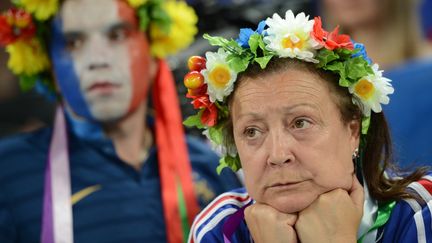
[267,181,304,190]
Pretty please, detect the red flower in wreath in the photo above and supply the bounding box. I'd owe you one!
[312,16,353,51]
[191,94,218,127]
[201,103,218,127]
[0,8,36,46]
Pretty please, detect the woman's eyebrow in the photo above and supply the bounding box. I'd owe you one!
[237,112,263,121]
[281,103,320,114]
[237,103,319,120]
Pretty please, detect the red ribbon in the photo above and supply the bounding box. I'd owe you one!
[153,59,199,242]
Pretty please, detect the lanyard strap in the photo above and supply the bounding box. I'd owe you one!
[357,200,396,243]
[41,106,74,243]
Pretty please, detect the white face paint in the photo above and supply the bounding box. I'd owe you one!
[60,0,140,122]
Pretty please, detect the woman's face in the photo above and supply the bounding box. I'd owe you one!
[50,0,155,122]
[231,68,360,214]
[322,0,383,29]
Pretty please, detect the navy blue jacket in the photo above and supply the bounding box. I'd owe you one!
[0,124,241,242]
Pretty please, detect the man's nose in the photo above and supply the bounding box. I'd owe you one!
[85,35,110,71]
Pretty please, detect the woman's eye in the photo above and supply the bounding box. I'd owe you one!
[293,119,312,129]
[244,128,260,139]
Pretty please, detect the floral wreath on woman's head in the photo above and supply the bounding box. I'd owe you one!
[183,10,394,173]
[0,0,198,92]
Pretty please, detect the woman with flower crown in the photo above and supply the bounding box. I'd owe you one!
[0,0,241,242]
[183,10,432,243]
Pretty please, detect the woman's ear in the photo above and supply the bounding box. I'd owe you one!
[348,118,361,153]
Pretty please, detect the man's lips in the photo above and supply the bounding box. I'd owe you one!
[87,82,120,93]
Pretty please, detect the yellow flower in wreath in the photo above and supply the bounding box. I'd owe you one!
[127,0,148,8]
[150,1,198,58]
[21,0,59,21]
[6,38,50,76]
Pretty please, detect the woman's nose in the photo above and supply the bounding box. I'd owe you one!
[267,132,295,166]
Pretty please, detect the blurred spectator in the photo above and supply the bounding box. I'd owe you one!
[320,0,432,69]
[320,0,432,167]
[0,1,242,242]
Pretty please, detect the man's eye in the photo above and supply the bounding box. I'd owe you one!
[293,119,312,129]
[108,28,129,42]
[65,37,83,51]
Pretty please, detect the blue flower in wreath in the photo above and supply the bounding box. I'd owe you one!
[236,20,266,48]
[352,42,372,64]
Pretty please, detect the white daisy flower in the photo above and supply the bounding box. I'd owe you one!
[263,10,320,63]
[349,64,394,116]
[201,48,238,102]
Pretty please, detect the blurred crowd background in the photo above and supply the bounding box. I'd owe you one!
[1,0,431,166]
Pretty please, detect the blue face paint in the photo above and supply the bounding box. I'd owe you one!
[50,16,94,121]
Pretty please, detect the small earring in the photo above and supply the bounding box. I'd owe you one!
[352,148,359,160]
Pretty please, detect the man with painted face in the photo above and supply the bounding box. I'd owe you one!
[0,0,241,242]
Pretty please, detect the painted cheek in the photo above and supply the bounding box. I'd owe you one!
[117,1,151,114]
[127,34,151,113]
[50,16,94,120]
